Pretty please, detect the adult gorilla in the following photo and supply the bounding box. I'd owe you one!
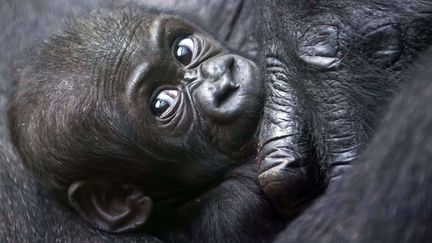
[257,0,432,211]
[277,51,432,242]
[256,0,432,242]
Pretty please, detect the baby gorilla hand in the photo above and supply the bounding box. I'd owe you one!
[257,57,325,216]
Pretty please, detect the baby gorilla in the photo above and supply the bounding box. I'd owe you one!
[7,9,283,242]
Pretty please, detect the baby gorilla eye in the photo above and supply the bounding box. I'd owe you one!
[172,36,194,65]
[151,89,179,117]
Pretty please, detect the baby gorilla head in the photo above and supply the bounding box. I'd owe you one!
[7,9,263,233]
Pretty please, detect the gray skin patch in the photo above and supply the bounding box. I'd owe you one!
[298,25,341,70]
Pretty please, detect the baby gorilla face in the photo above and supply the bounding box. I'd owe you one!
[7,9,263,232]
[125,17,263,159]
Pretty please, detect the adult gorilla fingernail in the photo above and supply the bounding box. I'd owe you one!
[258,162,311,214]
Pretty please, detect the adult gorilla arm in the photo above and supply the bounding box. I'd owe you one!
[255,0,432,215]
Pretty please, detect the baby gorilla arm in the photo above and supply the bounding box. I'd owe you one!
[153,164,284,242]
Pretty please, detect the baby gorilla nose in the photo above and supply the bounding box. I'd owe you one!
[194,54,261,122]
[211,57,240,106]
[200,55,240,106]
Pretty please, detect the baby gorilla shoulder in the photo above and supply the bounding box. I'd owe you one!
[7,9,282,242]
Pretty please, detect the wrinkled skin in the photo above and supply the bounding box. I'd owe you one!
[7,9,283,242]
[256,0,432,215]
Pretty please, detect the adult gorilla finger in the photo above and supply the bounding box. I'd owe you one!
[257,57,324,216]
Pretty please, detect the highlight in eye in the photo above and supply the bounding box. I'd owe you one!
[151,89,179,117]
[172,36,195,65]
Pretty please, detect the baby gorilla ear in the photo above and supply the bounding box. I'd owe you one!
[68,180,152,233]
